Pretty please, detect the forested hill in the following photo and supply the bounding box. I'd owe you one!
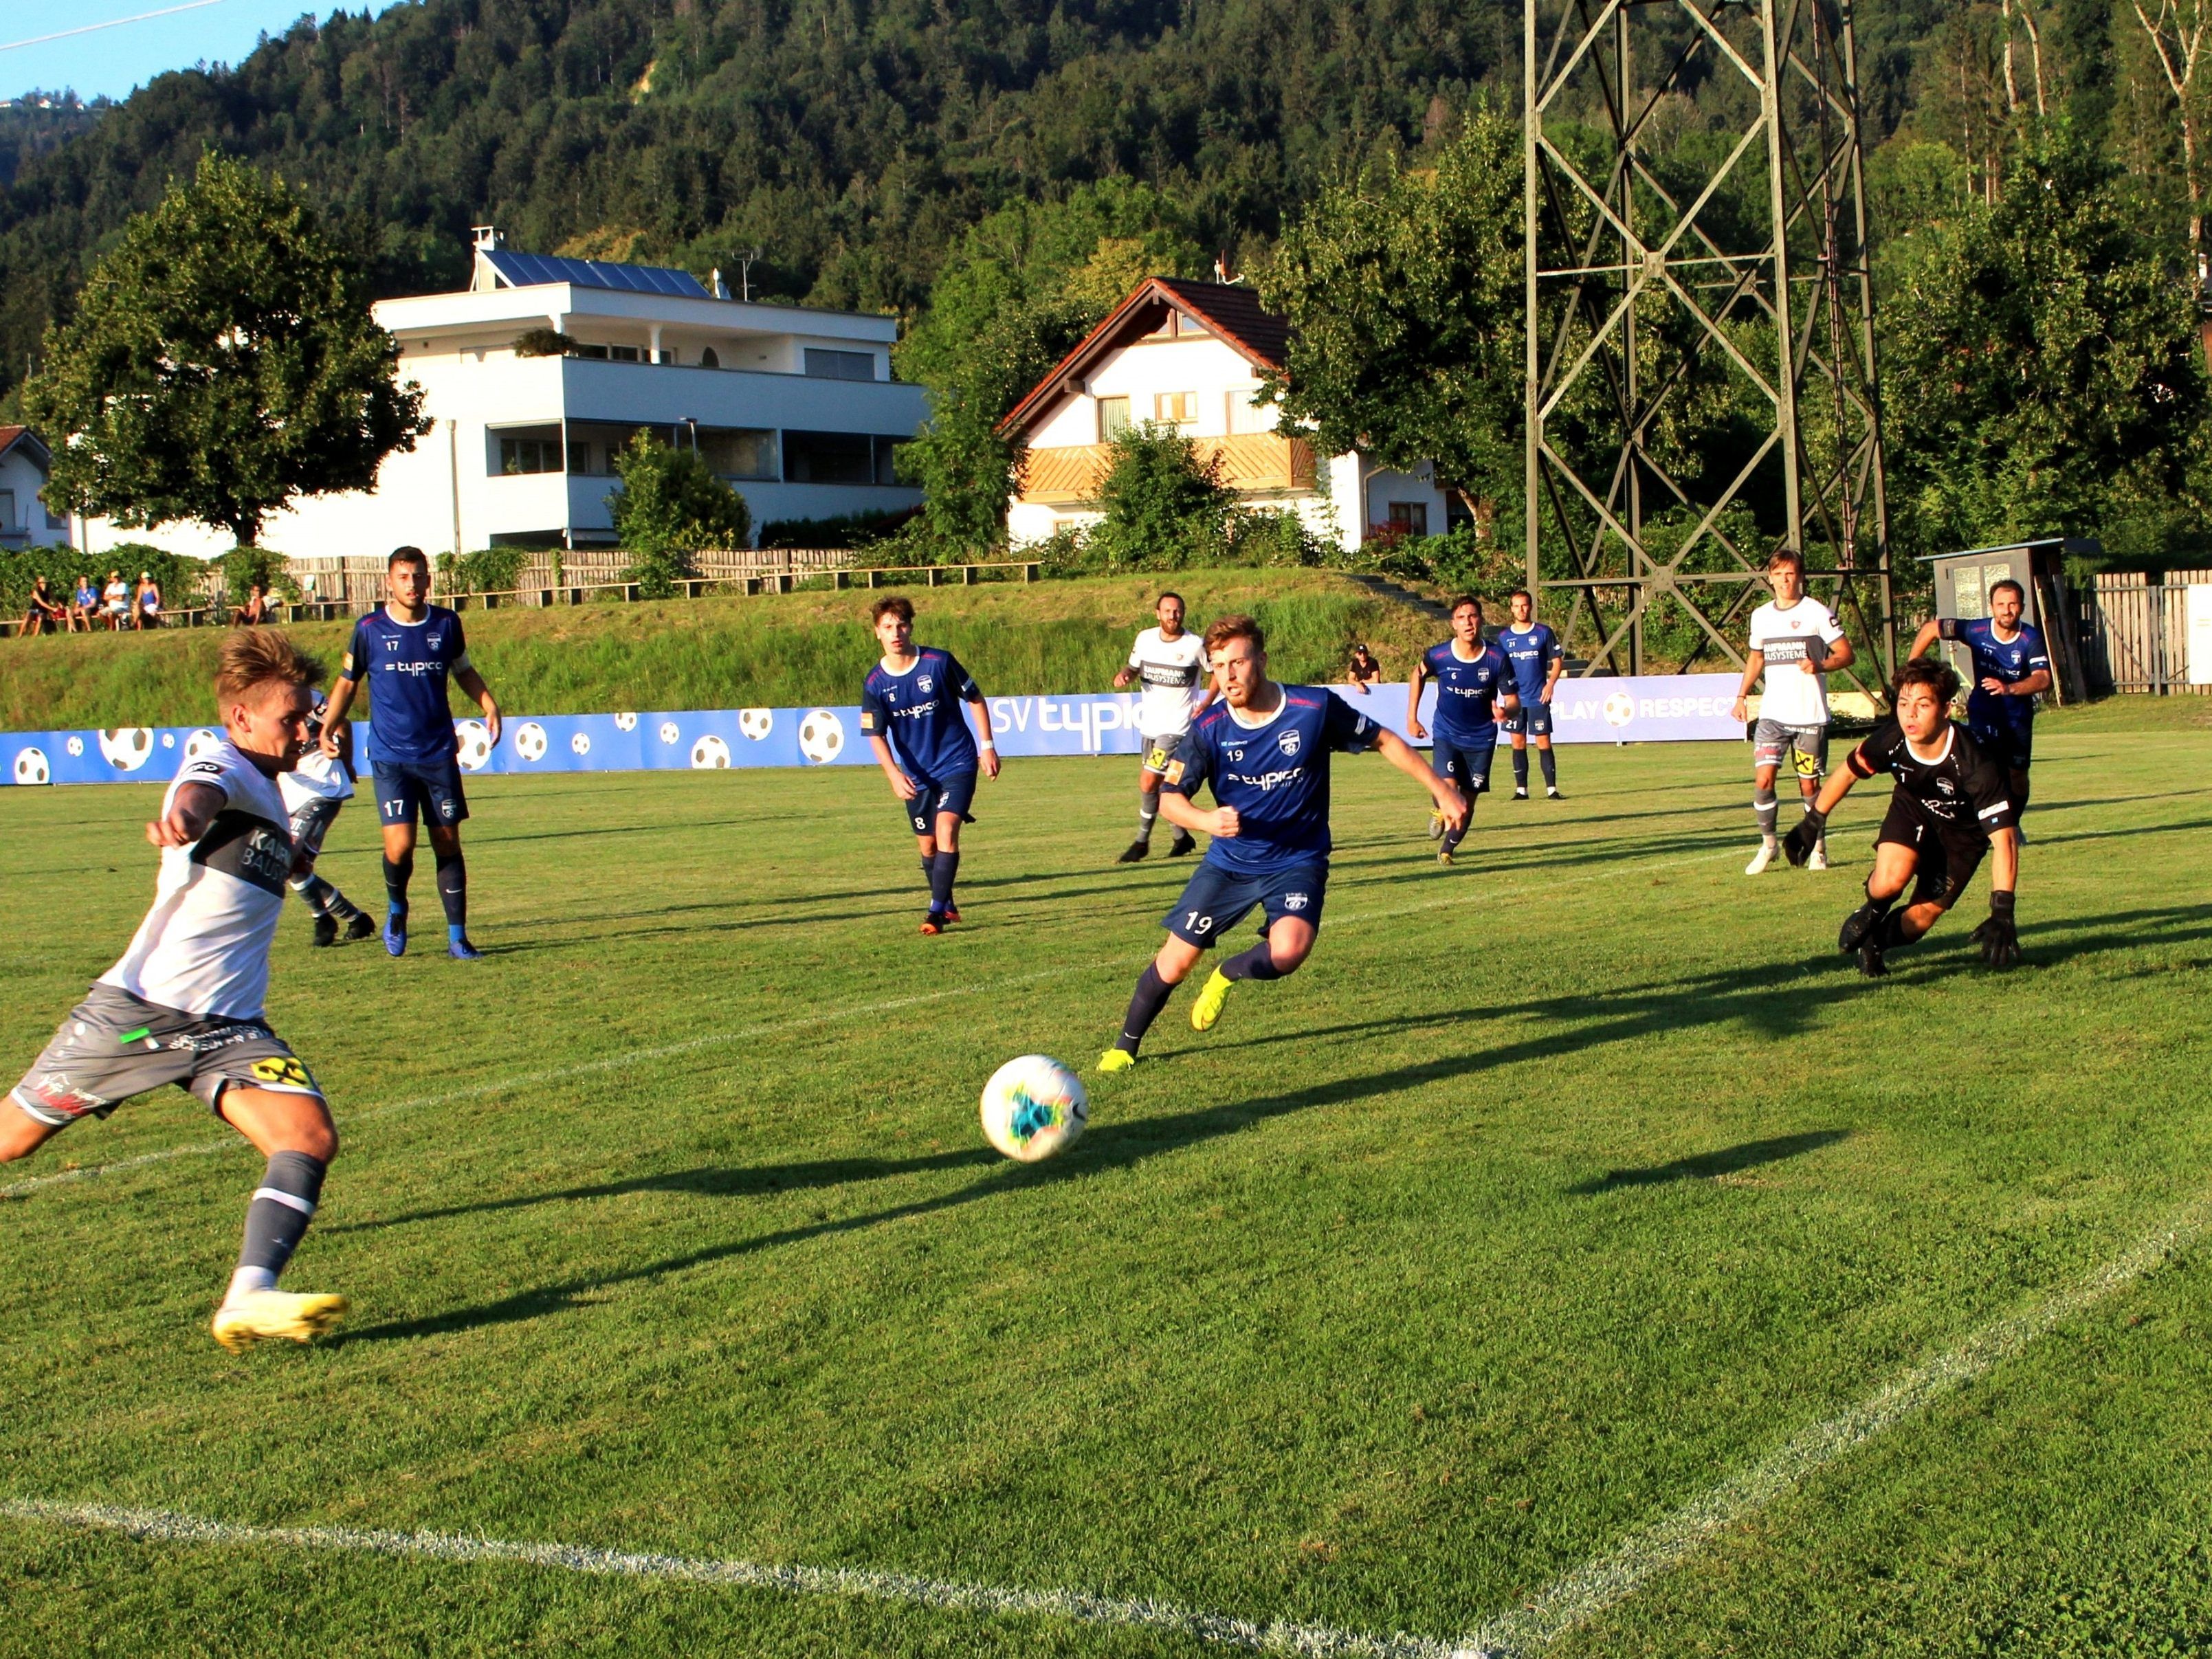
[0,0,1994,410]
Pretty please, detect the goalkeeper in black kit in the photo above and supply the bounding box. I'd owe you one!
[1784,658,2022,977]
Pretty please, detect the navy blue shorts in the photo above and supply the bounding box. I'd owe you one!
[1498,702,1553,738]
[1164,858,1327,949]
[1968,717,2033,774]
[373,757,468,829]
[903,770,977,837]
[1430,731,1498,794]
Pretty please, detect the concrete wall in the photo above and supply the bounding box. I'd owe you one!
[0,448,67,548]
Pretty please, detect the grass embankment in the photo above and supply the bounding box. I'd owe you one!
[0,570,1442,730]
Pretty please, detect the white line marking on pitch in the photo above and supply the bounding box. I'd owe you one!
[0,968,1096,1201]
[1459,1195,2212,1657]
[0,1499,1452,1659]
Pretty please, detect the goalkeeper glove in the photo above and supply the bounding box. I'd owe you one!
[1782,806,1828,867]
[1970,889,2020,969]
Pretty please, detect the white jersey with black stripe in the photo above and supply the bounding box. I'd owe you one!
[99,737,293,1021]
[1127,627,1209,739]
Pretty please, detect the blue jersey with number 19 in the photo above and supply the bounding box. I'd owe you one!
[1166,687,1378,877]
[339,605,469,765]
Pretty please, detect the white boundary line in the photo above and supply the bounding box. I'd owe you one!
[0,1498,1452,1659]
[1460,1196,2212,1656]
[3,845,1743,1204]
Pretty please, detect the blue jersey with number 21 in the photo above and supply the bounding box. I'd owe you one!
[1166,687,1377,877]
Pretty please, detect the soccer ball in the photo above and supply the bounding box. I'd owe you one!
[454,720,494,772]
[797,709,845,764]
[571,731,591,756]
[980,1056,1090,1163]
[98,727,155,772]
[690,734,731,769]
[513,722,549,761]
[738,707,774,742]
[65,736,84,757]
[614,711,639,732]
[181,728,223,764]
[160,732,175,749]
[12,746,49,786]
[659,721,681,746]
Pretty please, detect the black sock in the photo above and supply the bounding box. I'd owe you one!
[1863,885,1897,919]
[236,1150,327,1283]
[383,849,414,916]
[1137,788,1159,842]
[1443,796,1474,854]
[1512,747,1529,787]
[1878,910,1914,949]
[1116,965,1175,1054]
[1221,941,1283,982]
[291,873,335,917]
[1539,747,1558,788]
[930,849,960,913]
[434,849,466,928]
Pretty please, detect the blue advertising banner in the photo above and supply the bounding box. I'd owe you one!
[1,676,1745,788]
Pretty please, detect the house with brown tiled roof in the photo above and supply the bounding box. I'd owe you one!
[0,426,68,549]
[997,278,1448,553]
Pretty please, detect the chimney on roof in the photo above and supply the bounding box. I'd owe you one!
[472,224,503,252]
[709,267,733,300]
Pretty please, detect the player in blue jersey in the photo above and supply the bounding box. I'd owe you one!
[1405,596,1519,865]
[1907,579,2051,827]
[316,547,503,959]
[1096,614,1466,1071]
[859,594,1000,933]
[1498,588,1567,799]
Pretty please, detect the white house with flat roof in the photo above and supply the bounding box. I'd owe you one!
[81,228,927,558]
[0,426,69,549]
[997,278,1449,553]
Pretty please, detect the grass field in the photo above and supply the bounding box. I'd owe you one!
[0,570,1439,732]
[2,700,2209,1657]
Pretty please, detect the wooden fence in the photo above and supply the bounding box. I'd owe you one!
[2078,570,2212,695]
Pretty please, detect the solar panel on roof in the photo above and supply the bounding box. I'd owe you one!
[483,249,710,298]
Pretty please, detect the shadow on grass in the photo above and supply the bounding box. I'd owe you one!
[1566,1129,1850,1194]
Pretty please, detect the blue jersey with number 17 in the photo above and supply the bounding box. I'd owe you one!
[339,605,469,765]
[1166,687,1378,877]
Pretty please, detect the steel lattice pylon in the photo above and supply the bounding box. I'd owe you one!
[1522,0,1893,686]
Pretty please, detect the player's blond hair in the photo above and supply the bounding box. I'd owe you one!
[214,627,323,705]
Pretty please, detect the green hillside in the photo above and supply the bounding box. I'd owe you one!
[0,570,1440,731]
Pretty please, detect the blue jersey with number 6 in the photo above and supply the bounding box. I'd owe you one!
[1166,687,1377,877]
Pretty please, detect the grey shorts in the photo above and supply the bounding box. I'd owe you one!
[1752,717,1828,780]
[10,984,322,1129]
[289,796,343,865]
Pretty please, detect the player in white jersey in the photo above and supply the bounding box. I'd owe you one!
[1730,548,1854,875]
[278,689,375,947]
[5,630,349,1352]
[1112,591,1215,862]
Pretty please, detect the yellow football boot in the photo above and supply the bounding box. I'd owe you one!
[1189,968,1235,1033]
[1095,1048,1136,1074]
[212,1289,350,1353]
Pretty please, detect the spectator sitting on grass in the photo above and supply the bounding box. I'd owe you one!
[1346,642,1383,695]
[101,570,129,628]
[69,574,98,632]
[133,571,164,630]
[233,582,270,625]
[18,575,65,637]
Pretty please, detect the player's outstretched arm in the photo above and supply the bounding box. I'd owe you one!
[456,665,502,747]
[868,735,917,799]
[149,781,225,848]
[966,698,1001,779]
[1907,619,1943,660]
[1809,634,1855,674]
[1373,728,1466,834]
[1730,654,1763,723]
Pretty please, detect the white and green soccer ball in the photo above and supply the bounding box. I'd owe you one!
[980,1056,1089,1163]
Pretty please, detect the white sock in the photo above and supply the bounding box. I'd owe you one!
[224,1265,277,1304]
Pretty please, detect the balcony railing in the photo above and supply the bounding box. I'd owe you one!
[1016,434,1318,506]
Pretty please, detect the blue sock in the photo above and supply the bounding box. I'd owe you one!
[388,902,407,925]
[447,922,467,946]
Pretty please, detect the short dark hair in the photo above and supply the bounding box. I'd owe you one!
[1204,614,1265,654]
[1989,578,2026,604]
[388,546,430,572]
[871,594,914,625]
[1509,588,1532,605]
[1767,548,1806,575]
[1157,591,1185,609]
[1449,594,1484,617]
[1894,656,1960,706]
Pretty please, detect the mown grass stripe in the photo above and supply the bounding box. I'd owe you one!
[0,1499,1454,1659]
[1463,1196,2212,1656]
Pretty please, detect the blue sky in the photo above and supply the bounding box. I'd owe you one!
[5,1,410,104]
